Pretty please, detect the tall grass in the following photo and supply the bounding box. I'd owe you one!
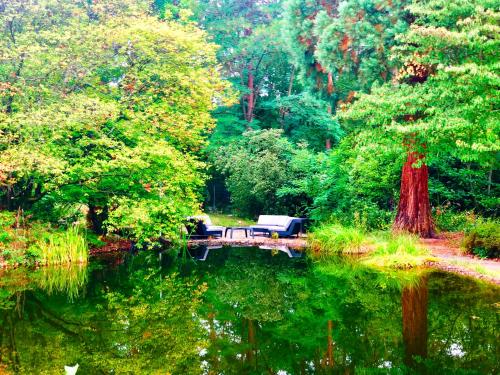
[372,233,427,256]
[38,226,88,265]
[363,233,432,269]
[307,224,366,258]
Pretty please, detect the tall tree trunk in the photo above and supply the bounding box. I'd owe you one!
[207,311,219,375]
[325,105,332,150]
[287,66,295,96]
[245,63,254,123]
[245,319,256,366]
[325,319,334,367]
[402,277,428,372]
[87,204,108,235]
[327,72,334,95]
[394,148,434,238]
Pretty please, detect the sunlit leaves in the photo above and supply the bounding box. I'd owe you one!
[0,0,228,241]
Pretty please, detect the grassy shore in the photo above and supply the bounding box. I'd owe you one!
[307,223,433,269]
[0,211,88,267]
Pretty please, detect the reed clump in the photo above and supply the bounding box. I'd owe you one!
[37,227,88,265]
[307,224,366,257]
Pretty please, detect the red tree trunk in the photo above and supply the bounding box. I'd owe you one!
[393,150,434,238]
[245,63,254,123]
[325,319,334,367]
[402,277,428,371]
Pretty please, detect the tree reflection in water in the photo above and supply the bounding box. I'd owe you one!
[0,246,498,374]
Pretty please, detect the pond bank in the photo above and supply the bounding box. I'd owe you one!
[421,234,500,285]
[186,231,500,285]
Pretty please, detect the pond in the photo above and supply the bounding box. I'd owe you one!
[0,246,498,374]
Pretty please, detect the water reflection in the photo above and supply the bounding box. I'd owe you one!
[0,247,498,374]
[189,245,304,261]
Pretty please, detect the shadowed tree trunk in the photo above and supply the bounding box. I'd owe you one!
[324,319,334,368]
[245,63,255,123]
[394,147,434,238]
[245,318,256,365]
[402,277,428,372]
[207,311,219,375]
[87,204,108,235]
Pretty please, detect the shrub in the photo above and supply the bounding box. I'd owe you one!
[307,224,366,257]
[433,208,472,232]
[462,218,500,258]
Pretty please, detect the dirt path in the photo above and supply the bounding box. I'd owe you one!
[420,233,500,285]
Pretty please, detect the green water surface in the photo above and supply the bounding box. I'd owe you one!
[0,246,498,374]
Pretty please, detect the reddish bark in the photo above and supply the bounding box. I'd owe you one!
[246,319,256,364]
[325,320,334,367]
[245,63,254,123]
[393,148,434,238]
[402,278,428,371]
[340,34,350,54]
[327,72,334,95]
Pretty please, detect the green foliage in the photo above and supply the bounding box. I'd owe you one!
[311,131,401,229]
[208,213,254,227]
[462,218,500,258]
[428,155,499,216]
[0,0,228,242]
[372,233,427,257]
[283,0,409,103]
[260,93,343,150]
[433,208,473,232]
[339,0,499,178]
[214,129,323,217]
[307,223,366,257]
[35,227,88,265]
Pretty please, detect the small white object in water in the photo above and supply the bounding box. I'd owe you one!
[64,363,79,375]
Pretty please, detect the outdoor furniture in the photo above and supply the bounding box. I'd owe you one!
[186,215,224,239]
[258,245,304,258]
[189,245,223,261]
[224,226,254,239]
[250,215,306,238]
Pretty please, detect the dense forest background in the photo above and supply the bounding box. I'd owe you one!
[0,0,498,246]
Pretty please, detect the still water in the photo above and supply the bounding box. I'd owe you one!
[0,246,498,374]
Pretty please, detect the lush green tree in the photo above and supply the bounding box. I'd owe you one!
[194,0,289,124]
[0,0,228,242]
[311,132,497,230]
[312,129,402,228]
[283,0,409,106]
[214,129,323,217]
[339,0,499,236]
